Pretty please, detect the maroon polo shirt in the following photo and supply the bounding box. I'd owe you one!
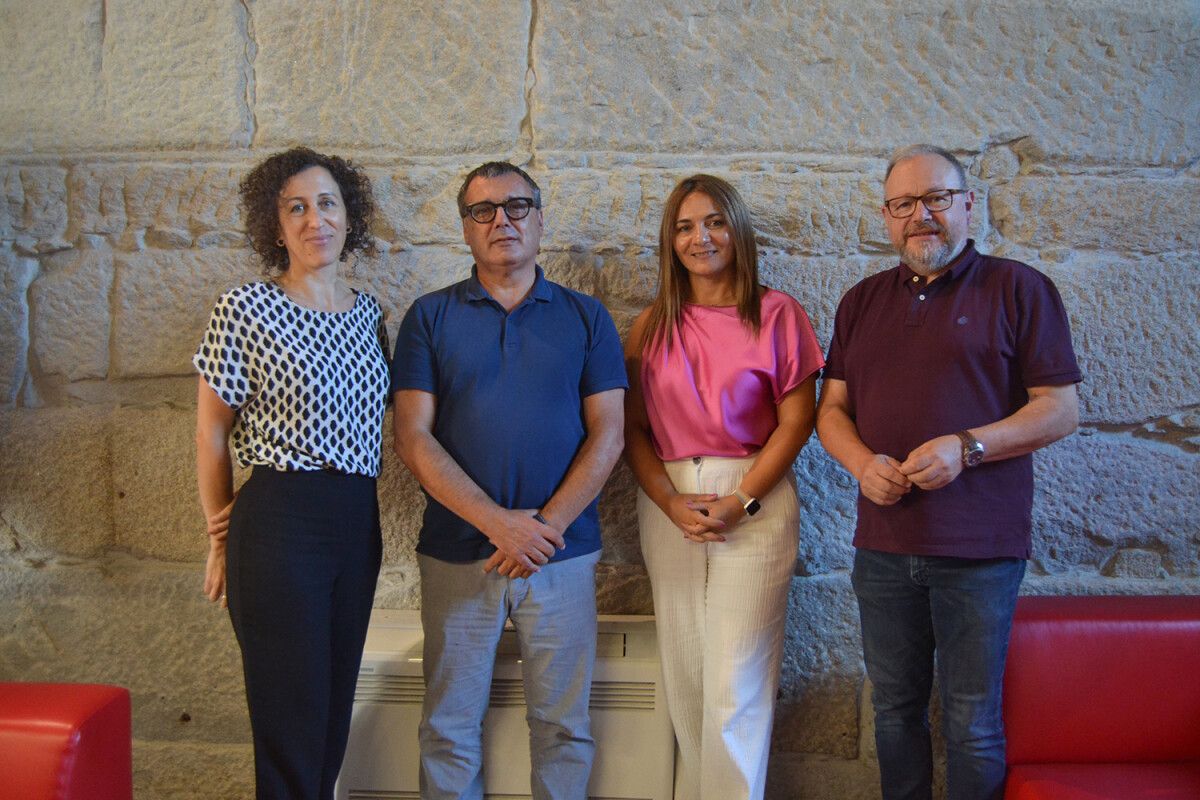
[823,241,1081,559]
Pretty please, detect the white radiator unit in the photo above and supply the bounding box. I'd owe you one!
[336,610,675,800]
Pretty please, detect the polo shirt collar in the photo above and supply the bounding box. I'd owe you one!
[897,239,980,286]
[529,266,553,302]
[465,265,553,304]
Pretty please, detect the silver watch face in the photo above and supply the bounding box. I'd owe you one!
[957,431,984,468]
[963,443,984,468]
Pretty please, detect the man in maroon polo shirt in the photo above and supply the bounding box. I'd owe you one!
[816,144,1081,800]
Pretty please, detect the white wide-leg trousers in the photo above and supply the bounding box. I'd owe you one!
[639,455,800,800]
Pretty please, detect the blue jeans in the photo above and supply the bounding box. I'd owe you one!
[852,548,1025,800]
[418,551,600,800]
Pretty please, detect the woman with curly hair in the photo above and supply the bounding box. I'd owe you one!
[193,147,389,799]
[624,175,824,799]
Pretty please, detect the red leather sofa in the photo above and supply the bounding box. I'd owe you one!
[0,682,132,800]
[1003,595,1200,799]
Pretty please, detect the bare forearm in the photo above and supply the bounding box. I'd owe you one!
[392,388,565,571]
[194,378,236,522]
[622,321,679,514]
[196,438,234,519]
[395,430,504,532]
[624,421,678,512]
[972,385,1079,462]
[195,379,236,603]
[738,380,816,498]
[816,403,875,478]
[897,385,1079,490]
[540,425,624,531]
[739,424,810,499]
[540,389,625,530]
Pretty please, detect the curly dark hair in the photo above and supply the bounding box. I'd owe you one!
[238,147,375,274]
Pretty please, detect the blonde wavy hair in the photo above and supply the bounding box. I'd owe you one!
[639,174,761,352]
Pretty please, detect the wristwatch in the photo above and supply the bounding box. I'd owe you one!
[955,430,985,468]
[733,489,761,517]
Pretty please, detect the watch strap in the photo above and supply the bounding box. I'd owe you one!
[733,489,761,516]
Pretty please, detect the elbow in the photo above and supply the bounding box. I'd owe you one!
[813,416,832,448]
[1051,390,1080,443]
[393,424,432,474]
[1058,402,1080,441]
[604,427,625,468]
[393,433,418,472]
[1036,399,1080,450]
[195,424,226,461]
[798,413,818,447]
[194,418,211,450]
[799,424,817,454]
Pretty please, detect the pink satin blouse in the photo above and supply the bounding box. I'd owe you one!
[640,289,825,461]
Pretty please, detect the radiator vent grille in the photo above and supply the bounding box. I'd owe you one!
[353,674,424,704]
[590,681,657,710]
[355,674,656,711]
[348,793,644,800]
[346,793,543,800]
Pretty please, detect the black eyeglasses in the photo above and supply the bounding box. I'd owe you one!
[884,189,968,218]
[462,197,539,224]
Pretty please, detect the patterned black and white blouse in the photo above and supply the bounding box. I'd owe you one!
[193,281,391,477]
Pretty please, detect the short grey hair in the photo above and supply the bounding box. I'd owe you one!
[456,161,542,217]
[884,144,968,188]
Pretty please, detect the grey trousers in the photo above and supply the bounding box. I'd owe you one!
[418,550,601,800]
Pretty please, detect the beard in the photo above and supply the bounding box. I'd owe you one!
[900,222,965,275]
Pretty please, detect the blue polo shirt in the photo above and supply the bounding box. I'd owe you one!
[391,266,627,563]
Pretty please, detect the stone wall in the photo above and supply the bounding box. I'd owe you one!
[1,2,1197,798]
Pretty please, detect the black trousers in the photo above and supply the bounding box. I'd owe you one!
[226,466,382,800]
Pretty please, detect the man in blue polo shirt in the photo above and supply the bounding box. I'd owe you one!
[391,161,626,800]
[816,144,1081,800]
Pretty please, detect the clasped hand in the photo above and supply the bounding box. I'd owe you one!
[482,508,565,579]
[206,496,236,541]
[666,493,745,543]
[857,434,963,506]
[203,496,236,608]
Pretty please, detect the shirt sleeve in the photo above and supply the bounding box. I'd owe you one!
[771,295,826,401]
[821,288,854,383]
[1014,269,1083,387]
[366,296,395,408]
[390,297,438,394]
[192,288,254,411]
[366,295,390,361]
[580,301,630,397]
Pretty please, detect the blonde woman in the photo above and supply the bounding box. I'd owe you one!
[624,175,824,799]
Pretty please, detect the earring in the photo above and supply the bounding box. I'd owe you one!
[276,238,284,247]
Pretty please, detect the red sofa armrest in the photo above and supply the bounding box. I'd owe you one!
[0,682,132,800]
[1006,763,1200,800]
[1003,595,1200,765]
